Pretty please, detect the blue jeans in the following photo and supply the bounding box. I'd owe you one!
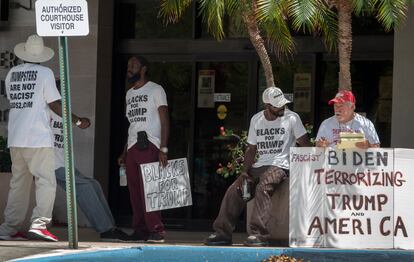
[55,167,115,233]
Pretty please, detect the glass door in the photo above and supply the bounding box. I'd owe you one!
[192,61,249,220]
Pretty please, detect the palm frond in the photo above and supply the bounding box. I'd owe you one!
[159,0,193,24]
[288,0,321,33]
[261,14,296,60]
[314,1,338,52]
[352,0,374,16]
[224,0,241,16]
[374,0,408,31]
[256,0,284,22]
[224,0,245,36]
[199,0,226,40]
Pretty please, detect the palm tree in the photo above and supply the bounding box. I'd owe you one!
[159,0,336,88]
[324,0,413,91]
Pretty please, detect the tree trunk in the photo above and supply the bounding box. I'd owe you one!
[243,13,275,88]
[337,0,352,91]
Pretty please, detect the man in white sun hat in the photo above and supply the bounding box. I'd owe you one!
[0,34,89,242]
[205,87,311,247]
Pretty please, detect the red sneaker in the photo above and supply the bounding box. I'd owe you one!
[28,229,58,242]
[0,232,28,241]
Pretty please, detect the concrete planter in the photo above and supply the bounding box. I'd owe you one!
[247,179,289,246]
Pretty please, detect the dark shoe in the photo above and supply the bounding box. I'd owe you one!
[147,232,165,243]
[243,235,268,247]
[124,231,148,242]
[204,233,232,246]
[0,232,28,241]
[100,228,129,242]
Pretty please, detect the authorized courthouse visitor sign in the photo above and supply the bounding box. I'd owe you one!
[289,147,414,249]
[35,0,89,36]
[140,158,192,212]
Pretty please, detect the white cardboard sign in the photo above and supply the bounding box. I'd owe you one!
[290,147,414,249]
[35,0,89,36]
[140,158,192,212]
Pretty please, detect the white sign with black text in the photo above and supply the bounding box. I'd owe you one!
[140,158,192,212]
[35,0,89,36]
[214,93,231,102]
[289,147,414,249]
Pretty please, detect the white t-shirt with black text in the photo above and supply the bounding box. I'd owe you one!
[125,81,168,149]
[5,63,61,148]
[50,110,65,170]
[247,108,307,169]
[316,114,380,147]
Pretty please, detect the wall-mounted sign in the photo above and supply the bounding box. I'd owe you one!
[35,0,89,36]
[217,104,227,120]
[214,93,231,102]
[197,70,215,108]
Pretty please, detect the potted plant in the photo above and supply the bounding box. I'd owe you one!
[216,128,250,179]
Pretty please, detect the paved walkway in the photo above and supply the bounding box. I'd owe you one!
[0,227,248,261]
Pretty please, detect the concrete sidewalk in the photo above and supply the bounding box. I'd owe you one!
[0,227,248,261]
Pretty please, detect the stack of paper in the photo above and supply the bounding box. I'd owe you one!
[337,132,365,149]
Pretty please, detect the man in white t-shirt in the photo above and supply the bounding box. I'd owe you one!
[117,56,169,243]
[0,35,89,242]
[315,90,380,148]
[205,87,311,247]
[50,110,128,241]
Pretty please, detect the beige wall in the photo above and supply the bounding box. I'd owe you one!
[392,7,414,148]
[0,1,99,176]
[0,0,113,224]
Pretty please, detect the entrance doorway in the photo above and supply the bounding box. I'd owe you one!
[109,55,253,230]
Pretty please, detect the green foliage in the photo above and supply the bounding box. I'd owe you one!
[216,130,249,179]
[304,123,315,145]
[159,0,337,58]
[0,136,11,172]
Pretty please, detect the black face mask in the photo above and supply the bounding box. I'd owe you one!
[127,72,141,84]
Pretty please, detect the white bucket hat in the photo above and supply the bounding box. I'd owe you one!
[267,87,291,108]
[14,35,54,63]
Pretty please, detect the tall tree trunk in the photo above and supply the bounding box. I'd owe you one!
[243,13,275,88]
[337,0,352,91]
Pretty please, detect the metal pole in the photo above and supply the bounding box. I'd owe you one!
[58,36,78,249]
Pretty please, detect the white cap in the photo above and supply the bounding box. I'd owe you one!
[267,87,291,108]
[262,87,275,104]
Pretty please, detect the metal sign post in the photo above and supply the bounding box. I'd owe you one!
[35,0,89,249]
[58,36,78,249]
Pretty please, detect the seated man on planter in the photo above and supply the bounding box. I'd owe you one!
[205,87,311,247]
[50,81,128,242]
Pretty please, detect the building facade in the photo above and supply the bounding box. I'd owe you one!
[0,0,412,229]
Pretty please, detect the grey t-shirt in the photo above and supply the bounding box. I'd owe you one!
[316,114,380,147]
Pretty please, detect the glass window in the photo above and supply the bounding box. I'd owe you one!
[258,60,314,123]
[118,0,193,39]
[149,61,193,219]
[193,61,249,219]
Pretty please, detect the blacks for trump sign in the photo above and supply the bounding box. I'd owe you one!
[140,158,192,212]
[289,147,414,249]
